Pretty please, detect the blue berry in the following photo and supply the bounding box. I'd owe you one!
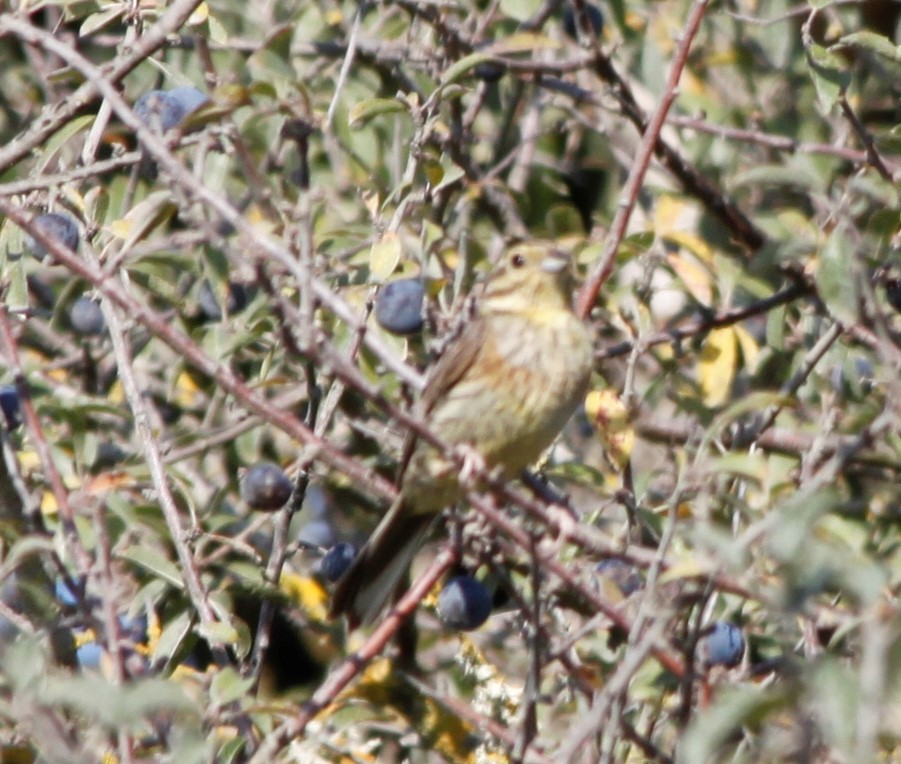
[885,278,901,313]
[437,575,492,631]
[562,3,604,40]
[55,578,80,607]
[317,542,358,582]
[595,558,642,596]
[240,462,293,511]
[167,86,209,116]
[68,296,106,336]
[473,42,505,82]
[75,640,104,669]
[24,212,79,259]
[0,385,21,429]
[135,87,208,133]
[118,612,148,644]
[375,278,425,336]
[699,621,745,667]
[198,279,248,321]
[297,519,338,549]
[134,90,188,132]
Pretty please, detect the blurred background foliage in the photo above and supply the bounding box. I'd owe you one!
[0,0,900,761]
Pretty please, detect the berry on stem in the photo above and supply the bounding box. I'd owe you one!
[240,462,293,511]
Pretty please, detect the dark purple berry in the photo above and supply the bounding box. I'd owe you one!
[68,296,106,336]
[134,90,188,132]
[563,3,604,40]
[699,621,745,668]
[24,212,79,259]
[198,279,248,321]
[885,278,901,313]
[437,575,492,631]
[375,278,425,336]
[473,42,505,82]
[0,385,21,429]
[595,558,642,596]
[317,542,358,582]
[167,86,209,116]
[240,462,293,511]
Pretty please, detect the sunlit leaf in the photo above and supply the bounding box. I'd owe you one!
[699,327,737,407]
[348,97,407,129]
[814,228,857,325]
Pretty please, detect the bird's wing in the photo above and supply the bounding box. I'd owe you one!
[396,316,488,481]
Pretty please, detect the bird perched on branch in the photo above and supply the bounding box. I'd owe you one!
[331,242,594,628]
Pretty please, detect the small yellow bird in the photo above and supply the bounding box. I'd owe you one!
[331,242,594,627]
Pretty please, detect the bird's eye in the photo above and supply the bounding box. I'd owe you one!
[511,254,526,268]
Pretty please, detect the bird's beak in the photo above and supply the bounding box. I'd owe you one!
[540,250,571,274]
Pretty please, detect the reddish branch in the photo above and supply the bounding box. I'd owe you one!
[578,0,726,318]
[0,0,205,173]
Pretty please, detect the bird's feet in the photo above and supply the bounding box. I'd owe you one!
[454,443,488,488]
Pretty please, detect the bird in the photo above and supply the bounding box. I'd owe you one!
[330,242,594,628]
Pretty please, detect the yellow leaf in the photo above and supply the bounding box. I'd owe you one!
[172,372,204,409]
[369,231,402,282]
[108,218,131,239]
[584,389,634,470]
[667,251,712,306]
[41,490,58,515]
[491,31,560,54]
[280,572,328,621]
[653,195,696,234]
[107,380,125,404]
[699,327,737,407]
[665,230,715,264]
[659,557,714,583]
[187,2,208,25]
[733,323,760,374]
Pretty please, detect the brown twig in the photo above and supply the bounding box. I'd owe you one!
[1,201,400,504]
[578,0,719,319]
[0,0,205,174]
[0,305,93,574]
[96,266,231,665]
[838,92,895,182]
[247,547,458,763]
[596,281,813,360]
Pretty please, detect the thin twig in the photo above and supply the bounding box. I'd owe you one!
[247,547,458,763]
[578,0,716,318]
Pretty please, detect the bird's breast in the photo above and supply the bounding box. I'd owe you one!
[409,309,592,492]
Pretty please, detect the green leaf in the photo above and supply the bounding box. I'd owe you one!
[805,43,851,113]
[38,115,95,173]
[347,98,407,129]
[79,4,125,36]
[814,228,858,325]
[109,191,177,253]
[679,686,787,763]
[197,619,239,647]
[441,52,495,86]
[42,675,195,726]
[119,546,184,589]
[808,659,858,754]
[153,610,194,662]
[499,0,542,22]
[210,666,255,705]
[5,259,28,310]
[369,231,402,282]
[837,31,901,63]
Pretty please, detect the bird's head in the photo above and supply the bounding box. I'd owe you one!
[482,242,578,315]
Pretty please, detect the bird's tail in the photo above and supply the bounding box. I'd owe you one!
[330,499,436,629]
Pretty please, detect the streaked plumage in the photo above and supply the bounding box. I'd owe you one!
[331,243,593,628]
